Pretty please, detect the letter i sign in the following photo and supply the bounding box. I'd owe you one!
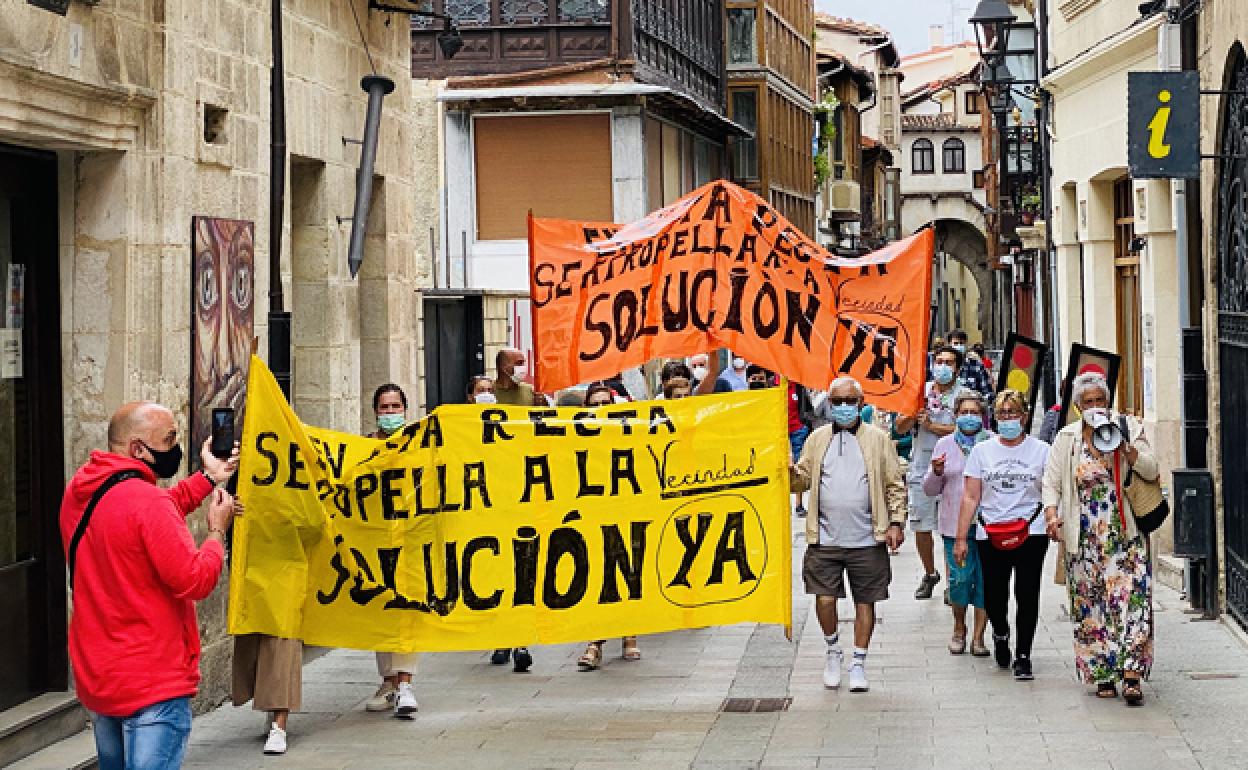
[1128,71,1199,180]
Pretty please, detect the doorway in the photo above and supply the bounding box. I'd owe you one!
[0,144,67,709]
[423,293,484,411]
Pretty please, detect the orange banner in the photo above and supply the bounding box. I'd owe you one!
[528,181,934,415]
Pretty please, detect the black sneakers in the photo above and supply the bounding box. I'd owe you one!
[1013,656,1034,681]
[490,648,511,665]
[513,647,533,672]
[914,573,942,600]
[993,635,1012,669]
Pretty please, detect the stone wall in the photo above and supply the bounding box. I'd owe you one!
[0,0,433,711]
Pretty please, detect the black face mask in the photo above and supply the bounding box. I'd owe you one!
[139,441,183,479]
[748,381,767,390]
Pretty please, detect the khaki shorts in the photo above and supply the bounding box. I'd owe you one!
[802,544,892,604]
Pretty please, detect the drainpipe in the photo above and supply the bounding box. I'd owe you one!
[1038,0,1059,408]
[268,0,291,399]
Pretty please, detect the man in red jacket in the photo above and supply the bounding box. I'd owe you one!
[60,401,237,770]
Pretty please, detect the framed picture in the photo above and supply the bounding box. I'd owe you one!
[996,332,1048,424]
[190,217,255,471]
[1057,343,1121,428]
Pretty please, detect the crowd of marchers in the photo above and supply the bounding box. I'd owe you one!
[60,334,1158,768]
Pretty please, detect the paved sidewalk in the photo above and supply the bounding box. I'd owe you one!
[184,523,1248,769]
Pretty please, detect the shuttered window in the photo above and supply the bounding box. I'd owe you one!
[474,113,613,240]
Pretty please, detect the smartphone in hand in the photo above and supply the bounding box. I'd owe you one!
[210,408,235,460]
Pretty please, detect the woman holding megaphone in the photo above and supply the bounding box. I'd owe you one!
[1042,372,1158,706]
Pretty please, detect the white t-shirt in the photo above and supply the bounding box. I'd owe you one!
[817,430,875,547]
[963,435,1050,540]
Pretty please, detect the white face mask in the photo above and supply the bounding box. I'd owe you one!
[511,364,527,380]
[475,392,498,405]
[1082,406,1109,426]
[732,357,746,370]
[692,365,708,381]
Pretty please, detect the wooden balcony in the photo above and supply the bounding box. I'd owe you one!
[411,0,725,114]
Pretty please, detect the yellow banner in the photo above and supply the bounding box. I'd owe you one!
[228,357,792,652]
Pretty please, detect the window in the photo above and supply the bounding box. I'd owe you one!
[727,7,757,65]
[731,89,759,180]
[557,0,608,22]
[473,114,612,240]
[912,138,934,174]
[973,169,986,189]
[830,107,844,179]
[942,138,966,173]
[501,0,549,23]
[446,0,490,25]
[965,90,980,116]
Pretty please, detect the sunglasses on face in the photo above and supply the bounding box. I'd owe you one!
[828,397,859,406]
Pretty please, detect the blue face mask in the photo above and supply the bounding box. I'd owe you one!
[956,414,983,435]
[830,404,860,427]
[932,364,955,385]
[377,413,406,436]
[952,343,967,354]
[997,418,1024,440]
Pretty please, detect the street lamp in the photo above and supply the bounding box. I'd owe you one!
[970,0,1017,67]
[987,83,1012,115]
[369,0,464,60]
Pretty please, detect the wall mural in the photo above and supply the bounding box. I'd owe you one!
[190,216,254,471]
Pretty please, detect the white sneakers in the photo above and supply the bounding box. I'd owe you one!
[263,725,287,755]
[365,680,418,719]
[848,662,869,692]
[823,648,843,689]
[824,648,870,692]
[394,681,419,718]
[365,681,396,712]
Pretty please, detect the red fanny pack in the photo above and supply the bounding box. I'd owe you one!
[979,507,1041,551]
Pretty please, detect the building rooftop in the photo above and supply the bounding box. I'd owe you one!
[901,62,981,107]
[900,41,978,64]
[814,14,888,38]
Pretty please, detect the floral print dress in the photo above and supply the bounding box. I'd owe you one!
[1067,442,1154,684]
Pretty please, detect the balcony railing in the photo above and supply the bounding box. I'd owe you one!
[411,0,608,28]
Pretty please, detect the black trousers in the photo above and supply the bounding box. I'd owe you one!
[977,535,1049,658]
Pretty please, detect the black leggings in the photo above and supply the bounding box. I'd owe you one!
[977,535,1049,658]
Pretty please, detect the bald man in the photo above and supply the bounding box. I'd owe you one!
[494,347,542,407]
[60,401,238,770]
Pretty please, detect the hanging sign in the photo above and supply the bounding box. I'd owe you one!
[1128,71,1200,179]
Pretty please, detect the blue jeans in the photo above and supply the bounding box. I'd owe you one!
[93,697,192,770]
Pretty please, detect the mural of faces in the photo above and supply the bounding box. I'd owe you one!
[191,217,254,469]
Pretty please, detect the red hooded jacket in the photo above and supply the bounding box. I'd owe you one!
[59,451,222,717]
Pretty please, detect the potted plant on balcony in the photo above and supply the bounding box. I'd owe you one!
[1019,187,1041,226]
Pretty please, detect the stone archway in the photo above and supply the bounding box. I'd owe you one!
[928,218,996,345]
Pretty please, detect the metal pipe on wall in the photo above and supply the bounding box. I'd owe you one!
[268,0,291,398]
[347,74,396,279]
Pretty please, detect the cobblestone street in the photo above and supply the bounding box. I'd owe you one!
[184,525,1248,770]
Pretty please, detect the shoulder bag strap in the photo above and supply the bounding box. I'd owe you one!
[1117,415,1134,487]
[68,470,142,590]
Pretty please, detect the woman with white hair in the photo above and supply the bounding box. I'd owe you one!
[1042,372,1159,705]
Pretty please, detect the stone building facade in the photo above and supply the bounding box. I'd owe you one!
[1041,2,1184,582]
[0,0,431,718]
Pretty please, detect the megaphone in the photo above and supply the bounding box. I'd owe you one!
[1084,408,1123,453]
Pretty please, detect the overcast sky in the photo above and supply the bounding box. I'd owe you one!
[815,0,976,59]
